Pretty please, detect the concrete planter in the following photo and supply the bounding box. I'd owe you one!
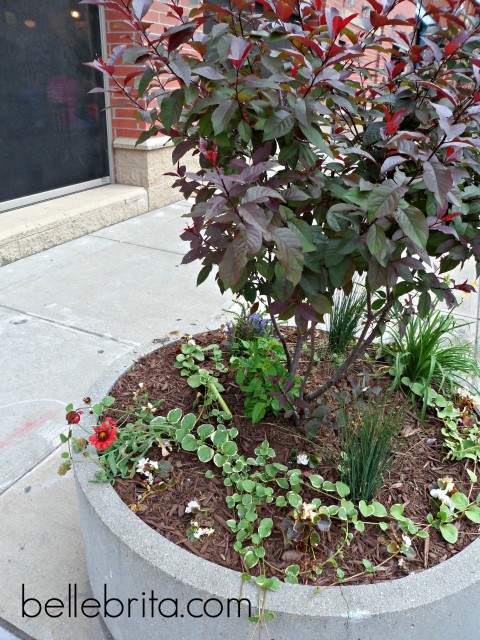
[75,342,480,640]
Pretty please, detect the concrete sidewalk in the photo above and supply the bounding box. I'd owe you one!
[0,200,231,640]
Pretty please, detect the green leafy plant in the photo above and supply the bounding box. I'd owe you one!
[174,340,232,421]
[382,307,480,419]
[326,284,367,356]
[84,0,480,408]
[60,393,173,483]
[428,391,480,468]
[338,398,403,502]
[230,335,301,423]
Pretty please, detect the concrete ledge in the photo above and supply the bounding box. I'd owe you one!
[113,136,173,151]
[0,185,148,266]
[75,341,480,640]
[113,136,199,210]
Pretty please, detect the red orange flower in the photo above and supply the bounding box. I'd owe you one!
[89,420,117,451]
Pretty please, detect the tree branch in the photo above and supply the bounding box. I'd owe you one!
[305,298,393,402]
[266,293,292,372]
[290,329,307,377]
[299,323,316,400]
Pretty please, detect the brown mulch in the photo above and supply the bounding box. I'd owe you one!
[107,328,479,586]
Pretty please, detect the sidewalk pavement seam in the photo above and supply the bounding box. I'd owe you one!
[0,442,66,497]
[0,304,139,348]
[91,234,185,256]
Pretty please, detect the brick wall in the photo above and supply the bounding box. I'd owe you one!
[105,1,193,140]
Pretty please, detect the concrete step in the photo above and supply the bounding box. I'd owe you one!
[0,185,148,266]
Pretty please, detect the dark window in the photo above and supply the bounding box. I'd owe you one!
[0,0,109,204]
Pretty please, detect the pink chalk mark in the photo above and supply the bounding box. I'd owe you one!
[0,411,58,451]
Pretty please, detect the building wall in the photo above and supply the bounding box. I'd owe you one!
[103,1,197,207]
[105,1,192,141]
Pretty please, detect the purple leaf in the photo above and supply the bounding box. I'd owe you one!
[195,66,226,81]
[367,180,408,218]
[243,186,284,204]
[228,37,254,69]
[245,223,263,256]
[218,233,248,288]
[380,155,405,174]
[132,0,154,19]
[347,147,378,163]
[423,160,453,205]
[271,228,304,286]
[167,22,197,53]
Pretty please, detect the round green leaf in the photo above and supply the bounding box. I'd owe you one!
[309,474,324,489]
[258,517,273,538]
[440,523,458,544]
[465,506,480,523]
[390,504,405,519]
[197,445,214,463]
[212,429,228,446]
[222,441,238,456]
[359,500,374,518]
[451,492,469,512]
[371,502,388,518]
[287,491,302,508]
[197,423,214,439]
[181,434,198,451]
[213,453,227,467]
[242,479,255,493]
[181,413,196,431]
[167,408,183,422]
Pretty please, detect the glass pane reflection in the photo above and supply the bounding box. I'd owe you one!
[0,1,109,204]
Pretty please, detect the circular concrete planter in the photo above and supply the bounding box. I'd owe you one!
[75,341,480,640]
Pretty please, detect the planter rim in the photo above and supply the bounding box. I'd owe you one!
[75,336,480,618]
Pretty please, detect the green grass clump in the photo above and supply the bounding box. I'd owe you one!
[327,285,367,356]
[382,309,480,419]
[338,399,402,502]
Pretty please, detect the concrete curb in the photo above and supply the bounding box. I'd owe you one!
[0,185,149,266]
[74,341,480,640]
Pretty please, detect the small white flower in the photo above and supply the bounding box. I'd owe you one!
[430,488,455,514]
[138,382,144,389]
[300,502,318,523]
[402,534,412,549]
[296,452,309,466]
[150,461,159,470]
[398,557,405,568]
[185,500,200,514]
[190,518,214,540]
[136,457,150,474]
[187,339,197,346]
[140,402,156,413]
[146,471,154,485]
